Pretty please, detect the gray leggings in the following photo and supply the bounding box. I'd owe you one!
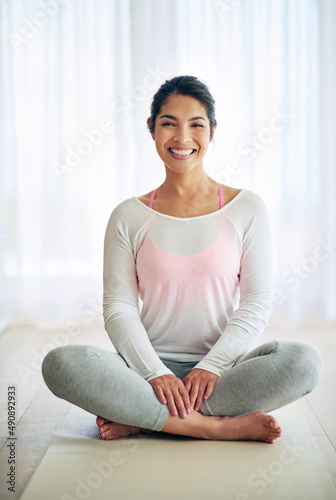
[42,340,323,432]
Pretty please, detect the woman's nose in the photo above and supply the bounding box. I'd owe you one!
[174,126,191,144]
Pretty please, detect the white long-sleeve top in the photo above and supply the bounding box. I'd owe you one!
[103,189,273,381]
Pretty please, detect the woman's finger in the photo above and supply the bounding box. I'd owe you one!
[184,379,191,394]
[171,388,188,418]
[164,390,179,417]
[154,384,167,405]
[203,380,216,400]
[179,385,192,414]
[194,385,206,411]
[188,383,199,409]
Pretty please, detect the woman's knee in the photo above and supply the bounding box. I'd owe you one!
[42,345,73,393]
[42,345,127,397]
[280,340,324,394]
[41,344,91,395]
[299,342,324,393]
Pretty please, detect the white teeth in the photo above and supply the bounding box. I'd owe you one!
[170,148,194,156]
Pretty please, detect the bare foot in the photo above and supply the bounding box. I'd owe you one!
[161,410,282,444]
[97,411,281,444]
[96,416,152,441]
[214,411,282,444]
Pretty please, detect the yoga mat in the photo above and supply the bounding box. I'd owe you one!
[21,401,335,500]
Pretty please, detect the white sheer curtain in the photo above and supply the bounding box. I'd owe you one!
[1,0,335,327]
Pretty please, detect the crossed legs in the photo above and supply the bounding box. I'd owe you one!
[42,340,323,444]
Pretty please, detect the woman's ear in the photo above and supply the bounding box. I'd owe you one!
[210,123,217,141]
[147,118,155,139]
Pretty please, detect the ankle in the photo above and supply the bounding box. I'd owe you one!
[200,414,223,440]
[160,409,221,440]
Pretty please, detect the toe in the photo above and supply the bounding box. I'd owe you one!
[104,428,119,440]
[269,416,280,428]
[106,434,119,441]
[100,424,109,434]
[96,416,108,426]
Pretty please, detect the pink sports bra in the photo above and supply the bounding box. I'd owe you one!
[136,181,241,345]
[148,183,225,211]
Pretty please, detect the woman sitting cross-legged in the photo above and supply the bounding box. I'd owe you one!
[42,76,323,444]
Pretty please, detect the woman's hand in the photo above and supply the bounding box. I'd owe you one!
[183,369,219,412]
[148,374,191,418]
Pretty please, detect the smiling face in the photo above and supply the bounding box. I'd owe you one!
[148,93,215,176]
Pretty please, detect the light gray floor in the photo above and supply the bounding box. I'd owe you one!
[0,318,335,499]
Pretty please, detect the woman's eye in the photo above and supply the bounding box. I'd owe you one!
[161,122,204,128]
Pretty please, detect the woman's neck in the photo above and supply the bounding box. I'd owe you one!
[161,168,217,199]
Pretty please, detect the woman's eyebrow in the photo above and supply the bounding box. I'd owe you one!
[159,114,176,120]
[159,114,206,121]
[188,116,206,121]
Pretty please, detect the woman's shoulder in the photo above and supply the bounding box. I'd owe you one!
[222,188,270,233]
[107,196,147,227]
[105,197,149,245]
[223,186,267,209]
[111,196,138,212]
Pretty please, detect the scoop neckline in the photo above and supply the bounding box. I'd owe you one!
[133,188,246,221]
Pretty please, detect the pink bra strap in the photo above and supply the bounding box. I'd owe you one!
[148,189,157,209]
[218,183,224,208]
